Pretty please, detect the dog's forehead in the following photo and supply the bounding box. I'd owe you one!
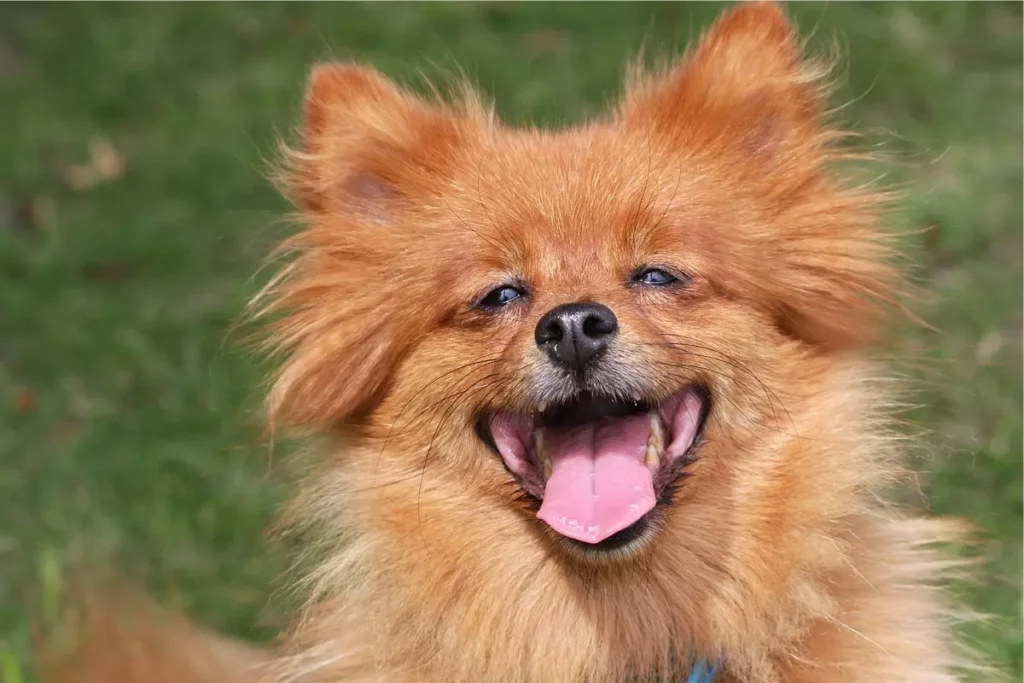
[464,132,646,239]
[453,128,714,281]
[475,128,651,208]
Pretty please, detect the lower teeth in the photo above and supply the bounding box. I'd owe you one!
[645,444,660,468]
[647,412,663,448]
[535,429,551,480]
[646,412,664,468]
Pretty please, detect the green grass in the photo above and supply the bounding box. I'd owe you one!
[1,3,1020,679]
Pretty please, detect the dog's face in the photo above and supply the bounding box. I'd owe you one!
[266,1,895,585]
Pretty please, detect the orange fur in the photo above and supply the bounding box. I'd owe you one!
[38,590,269,683]
[44,3,978,682]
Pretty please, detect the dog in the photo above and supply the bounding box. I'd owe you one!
[43,3,975,682]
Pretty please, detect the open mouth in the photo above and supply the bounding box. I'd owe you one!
[477,387,709,548]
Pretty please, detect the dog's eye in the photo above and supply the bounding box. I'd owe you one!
[478,285,525,309]
[634,268,679,286]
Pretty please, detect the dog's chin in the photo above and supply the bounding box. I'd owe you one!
[476,385,710,562]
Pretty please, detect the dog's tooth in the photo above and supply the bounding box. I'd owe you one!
[537,401,547,413]
[632,392,642,403]
[535,429,551,480]
[648,412,663,451]
[645,443,660,468]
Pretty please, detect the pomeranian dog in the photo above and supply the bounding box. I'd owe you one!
[44,3,976,682]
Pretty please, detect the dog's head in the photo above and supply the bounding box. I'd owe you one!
[263,2,900,640]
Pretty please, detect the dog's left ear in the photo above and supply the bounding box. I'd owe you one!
[621,1,827,169]
[623,3,902,349]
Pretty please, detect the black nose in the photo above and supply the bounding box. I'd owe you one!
[535,302,618,370]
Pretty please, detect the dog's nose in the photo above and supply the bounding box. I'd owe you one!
[535,302,618,369]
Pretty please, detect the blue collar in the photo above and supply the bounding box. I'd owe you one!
[685,659,719,683]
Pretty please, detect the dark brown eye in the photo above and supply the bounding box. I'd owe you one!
[633,267,679,286]
[478,285,525,309]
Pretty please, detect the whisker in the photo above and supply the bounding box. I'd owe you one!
[375,359,503,484]
[416,373,523,541]
[642,336,800,443]
[646,360,798,440]
[380,358,501,455]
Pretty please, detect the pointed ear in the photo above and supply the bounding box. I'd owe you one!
[622,2,830,164]
[303,63,404,144]
[288,63,467,214]
[262,65,483,429]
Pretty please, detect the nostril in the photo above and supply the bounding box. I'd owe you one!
[582,311,617,339]
[535,317,565,346]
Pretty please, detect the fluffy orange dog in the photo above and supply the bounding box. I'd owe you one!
[45,3,974,682]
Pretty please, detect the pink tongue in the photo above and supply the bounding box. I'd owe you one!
[537,414,656,544]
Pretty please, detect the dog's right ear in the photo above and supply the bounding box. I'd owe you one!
[289,63,467,216]
[304,63,403,144]
[262,65,482,430]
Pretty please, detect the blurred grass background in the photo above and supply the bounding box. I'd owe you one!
[1,2,1020,679]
